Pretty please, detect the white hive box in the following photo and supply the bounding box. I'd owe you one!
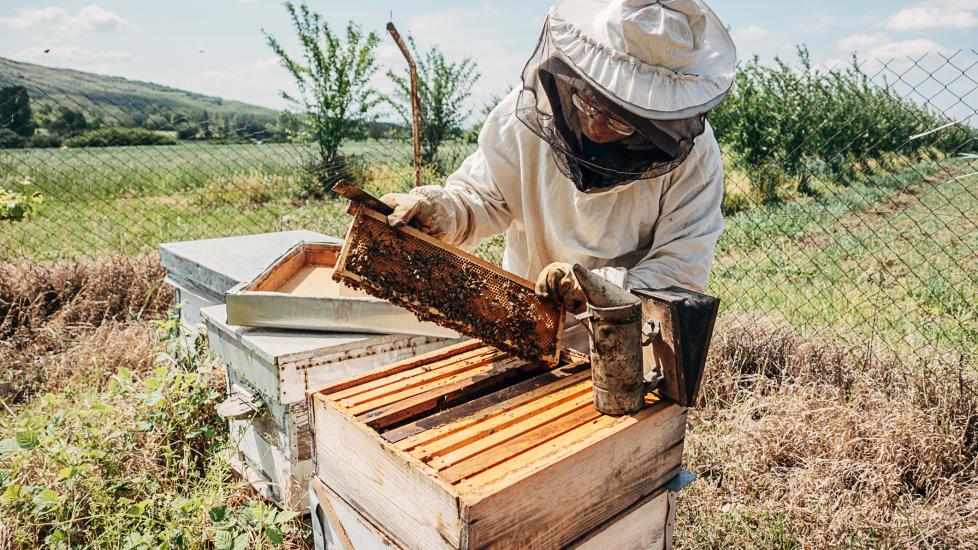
[160,230,334,334]
[202,305,457,511]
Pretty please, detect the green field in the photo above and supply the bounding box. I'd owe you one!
[715,159,978,365]
[0,141,474,258]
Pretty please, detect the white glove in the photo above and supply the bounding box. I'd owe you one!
[534,262,586,314]
[379,192,445,238]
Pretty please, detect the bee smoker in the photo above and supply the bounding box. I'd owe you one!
[571,265,720,415]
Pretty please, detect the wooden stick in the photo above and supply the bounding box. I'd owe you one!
[439,402,603,484]
[410,379,593,461]
[387,22,423,187]
[390,365,591,450]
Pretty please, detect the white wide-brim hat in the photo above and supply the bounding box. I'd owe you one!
[548,0,737,119]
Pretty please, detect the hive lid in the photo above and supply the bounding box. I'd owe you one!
[160,230,336,298]
[225,240,458,338]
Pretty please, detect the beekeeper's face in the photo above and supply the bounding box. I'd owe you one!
[569,91,636,144]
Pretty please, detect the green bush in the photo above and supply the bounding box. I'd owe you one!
[709,47,978,204]
[0,318,305,547]
[0,128,26,148]
[0,187,43,222]
[27,133,63,148]
[64,127,177,148]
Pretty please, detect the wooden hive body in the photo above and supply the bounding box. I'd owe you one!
[310,341,687,549]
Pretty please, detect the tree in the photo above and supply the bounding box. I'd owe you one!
[387,39,480,172]
[47,107,89,137]
[264,3,381,191]
[0,86,35,138]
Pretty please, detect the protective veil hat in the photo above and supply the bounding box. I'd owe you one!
[549,0,737,119]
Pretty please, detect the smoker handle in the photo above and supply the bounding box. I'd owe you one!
[642,320,665,390]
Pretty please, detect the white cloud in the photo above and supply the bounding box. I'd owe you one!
[0,4,129,34]
[834,33,888,52]
[886,2,978,31]
[732,25,770,41]
[0,7,67,30]
[866,38,951,59]
[72,5,127,33]
[833,31,950,60]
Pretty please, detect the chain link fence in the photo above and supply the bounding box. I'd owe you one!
[1,51,976,372]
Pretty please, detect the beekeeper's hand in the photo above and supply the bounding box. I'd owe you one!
[535,262,586,314]
[379,192,443,237]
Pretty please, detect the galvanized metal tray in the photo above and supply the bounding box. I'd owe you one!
[225,241,459,338]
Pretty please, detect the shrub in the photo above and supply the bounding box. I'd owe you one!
[264,3,381,195]
[709,47,978,204]
[387,38,480,174]
[63,127,177,148]
[0,128,26,148]
[0,319,306,547]
[26,133,63,148]
[0,187,43,223]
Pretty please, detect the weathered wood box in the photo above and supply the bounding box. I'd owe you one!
[309,340,687,549]
[308,472,691,550]
[203,304,457,510]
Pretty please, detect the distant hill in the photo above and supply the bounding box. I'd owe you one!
[0,57,281,126]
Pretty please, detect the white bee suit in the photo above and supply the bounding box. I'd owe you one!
[410,88,725,294]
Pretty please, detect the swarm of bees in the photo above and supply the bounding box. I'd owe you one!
[336,213,561,365]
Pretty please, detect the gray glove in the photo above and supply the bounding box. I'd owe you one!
[379,192,444,237]
[534,262,586,314]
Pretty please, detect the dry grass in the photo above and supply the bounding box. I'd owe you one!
[678,313,978,549]
[0,253,171,404]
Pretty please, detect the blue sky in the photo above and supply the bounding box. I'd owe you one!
[0,0,976,111]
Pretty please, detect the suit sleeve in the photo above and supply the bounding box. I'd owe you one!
[409,100,518,252]
[623,136,725,293]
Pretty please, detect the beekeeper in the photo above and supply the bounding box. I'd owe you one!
[381,0,736,314]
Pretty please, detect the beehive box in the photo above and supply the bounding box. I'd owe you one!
[226,241,456,338]
[310,341,687,549]
[308,473,689,550]
[202,305,458,510]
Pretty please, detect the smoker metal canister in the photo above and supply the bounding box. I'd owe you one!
[584,300,645,416]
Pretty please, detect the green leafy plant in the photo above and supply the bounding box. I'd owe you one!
[63,127,177,148]
[0,85,35,138]
[386,38,480,174]
[709,47,978,205]
[264,3,381,193]
[1,180,43,222]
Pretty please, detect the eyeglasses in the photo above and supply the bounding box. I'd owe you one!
[571,92,635,137]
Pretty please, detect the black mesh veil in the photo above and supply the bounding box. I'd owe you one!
[515,18,710,193]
